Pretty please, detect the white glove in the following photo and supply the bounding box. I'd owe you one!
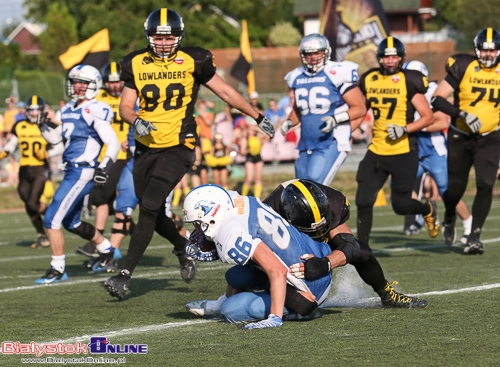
[134,117,157,138]
[459,111,482,133]
[320,116,337,134]
[281,120,293,136]
[387,124,408,141]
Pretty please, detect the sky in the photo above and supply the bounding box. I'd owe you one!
[0,0,25,32]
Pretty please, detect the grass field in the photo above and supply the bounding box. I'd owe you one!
[1,183,500,366]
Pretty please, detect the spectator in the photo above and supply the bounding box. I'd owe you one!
[3,96,19,140]
[264,98,285,129]
[240,125,269,198]
[206,133,231,189]
[249,91,264,113]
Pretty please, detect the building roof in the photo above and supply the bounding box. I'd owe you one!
[6,22,44,42]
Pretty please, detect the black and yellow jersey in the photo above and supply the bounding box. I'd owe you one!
[121,46,216,149]
[11,119,49,167]
[360,68,428,156]
[95,89,128,161]
[444,54,500,134]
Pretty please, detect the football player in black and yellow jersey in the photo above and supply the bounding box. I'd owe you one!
[356,36,439,247]
[104,8,275,300]
[0,95,63,249]
[432,28,500,255]
[77,62,129,259]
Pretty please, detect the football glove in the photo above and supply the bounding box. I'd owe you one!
[459,111,482,133]
[280,120,293,136]
[35,149,49,160]
[387,124,408,140]
[37,112,51,127]
[290,256,331,280]
[243,314,283,329]
[0,151,7,160]
[93,168,108,186]
[255,114,275,139]
[320,111,349,134]
[134,117,157,138]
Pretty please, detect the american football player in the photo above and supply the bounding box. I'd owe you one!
[432,28,500,255]
[280,34,366,185]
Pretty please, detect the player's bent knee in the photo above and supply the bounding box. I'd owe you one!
[220,292,266,323]
[284,284,317,316]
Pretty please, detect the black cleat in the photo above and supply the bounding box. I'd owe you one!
[173,250,197,283]
[377,281,428,309]
[441,216,457,246]
[463,232,484,255]
[31,234,50,249]
[76,242,99,258]
[104,269,131,300]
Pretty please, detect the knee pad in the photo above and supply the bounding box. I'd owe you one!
[66,221,95,241]
[330,233,361,263]
[111,216,132,236]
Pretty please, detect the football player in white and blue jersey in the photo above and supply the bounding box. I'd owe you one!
[35,64,120,284]
[183,184,333,329]
[280,34,366,185]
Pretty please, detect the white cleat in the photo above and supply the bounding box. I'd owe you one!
[186,294,227,317]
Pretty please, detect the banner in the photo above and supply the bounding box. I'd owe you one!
[320,0,390,74]
[59,28,110,70]
[230,20,256,95]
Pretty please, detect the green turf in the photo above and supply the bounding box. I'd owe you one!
[1,195,500,367]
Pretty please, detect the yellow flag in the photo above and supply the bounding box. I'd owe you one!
[59,28,110,70]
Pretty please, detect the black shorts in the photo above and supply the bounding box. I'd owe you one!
[246,153,262,164]
[133,142,194,213]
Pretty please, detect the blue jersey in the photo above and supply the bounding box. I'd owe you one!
[59,100,114,166]
[284,60,358,151]
[216,195,332,304]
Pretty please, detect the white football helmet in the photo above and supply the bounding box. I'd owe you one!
[65,64,103,100]
[403,60,429,77]
[299,33,331,73]
[183,184,234,241]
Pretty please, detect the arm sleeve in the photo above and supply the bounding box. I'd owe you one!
[95,120,120,163]
[3,135,19,154]
[48,142,65,158]
[40,124,63,145]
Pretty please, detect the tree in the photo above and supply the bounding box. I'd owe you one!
[38,3,78,72]
[268,22,302,46]
[432,0,500,49]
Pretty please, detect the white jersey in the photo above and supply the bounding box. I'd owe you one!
[214,194,332,305]
[41,100,119,166]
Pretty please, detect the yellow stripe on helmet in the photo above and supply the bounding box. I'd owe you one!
[160,8,167,26]
[486,27,493,42]
[32,95,38,107]
[110,62,117,74]
[291,181,321,223]
[387,36,394,48]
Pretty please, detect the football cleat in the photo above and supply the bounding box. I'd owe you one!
[31,234,50,249]
[404,222,422,236]
[35,267,68,284]
[76,242,99,258]
[104,269,131,300]
[173,250,197,283]
[463,234,484,255]
[283,309,322,321]
[423,200,440,238]
[377,281,428,309]
[186,299,222,317]
[92,249,122,273]
[441,216,457,246]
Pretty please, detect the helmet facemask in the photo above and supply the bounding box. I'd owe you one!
[25,96,46,124]
[65,65,102,101]
[144,8,185,60]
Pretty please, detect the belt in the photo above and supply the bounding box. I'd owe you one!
[64,161,92,168]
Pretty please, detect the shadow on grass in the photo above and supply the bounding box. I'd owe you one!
[372,231,465,255]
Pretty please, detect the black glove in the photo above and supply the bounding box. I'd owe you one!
[303,256,331,280]
[37,112,51,127]
[93,168,108,186]
[255,114,275,139]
